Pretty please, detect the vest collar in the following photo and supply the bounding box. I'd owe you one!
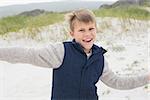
[72,39,103,55]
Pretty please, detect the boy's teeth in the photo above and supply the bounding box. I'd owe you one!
[83,39,92,42]
[86,39,91,41]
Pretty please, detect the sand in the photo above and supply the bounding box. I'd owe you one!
[0,17,150,100]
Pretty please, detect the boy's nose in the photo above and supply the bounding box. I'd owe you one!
[85,31,92,36]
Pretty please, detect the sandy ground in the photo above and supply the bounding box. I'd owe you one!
[0,17,150,100]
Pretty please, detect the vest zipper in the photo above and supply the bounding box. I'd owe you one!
[79,54,88,99]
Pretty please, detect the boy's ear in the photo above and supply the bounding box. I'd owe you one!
[69,31,74,37]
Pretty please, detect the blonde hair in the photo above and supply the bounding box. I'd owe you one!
[65,9,96,31]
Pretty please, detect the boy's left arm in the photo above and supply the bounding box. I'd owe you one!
[100,60,149,90]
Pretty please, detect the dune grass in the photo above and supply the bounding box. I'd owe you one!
[0,5,149,36]
[0,15,27,35]
[0,12,64,36]
[93,6,150,20]
[144,0,150,7]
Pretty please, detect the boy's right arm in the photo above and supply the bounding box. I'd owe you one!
[0,43,64,68]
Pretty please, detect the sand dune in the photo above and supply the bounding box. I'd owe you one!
[0,17,149,100]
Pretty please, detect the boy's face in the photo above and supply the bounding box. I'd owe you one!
[70,20,96,53]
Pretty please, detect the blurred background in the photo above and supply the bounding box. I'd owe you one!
[0,0,150,100]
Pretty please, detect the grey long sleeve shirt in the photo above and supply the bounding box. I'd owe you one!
[0,43,149,90]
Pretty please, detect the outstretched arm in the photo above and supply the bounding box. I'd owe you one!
[0,43,64,68]
[100,59,149,90]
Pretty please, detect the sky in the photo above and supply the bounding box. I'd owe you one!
[0,0,119,7]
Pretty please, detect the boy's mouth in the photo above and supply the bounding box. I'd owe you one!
[82,39,93,43]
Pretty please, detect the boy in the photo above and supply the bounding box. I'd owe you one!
[0,9,149,100]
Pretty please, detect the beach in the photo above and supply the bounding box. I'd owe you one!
[0,17,149,100]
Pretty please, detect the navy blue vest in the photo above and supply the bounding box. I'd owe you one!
[51,40,106,100]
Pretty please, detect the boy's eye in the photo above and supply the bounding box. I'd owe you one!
[89,28,95,31]
[79,29,85,32]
